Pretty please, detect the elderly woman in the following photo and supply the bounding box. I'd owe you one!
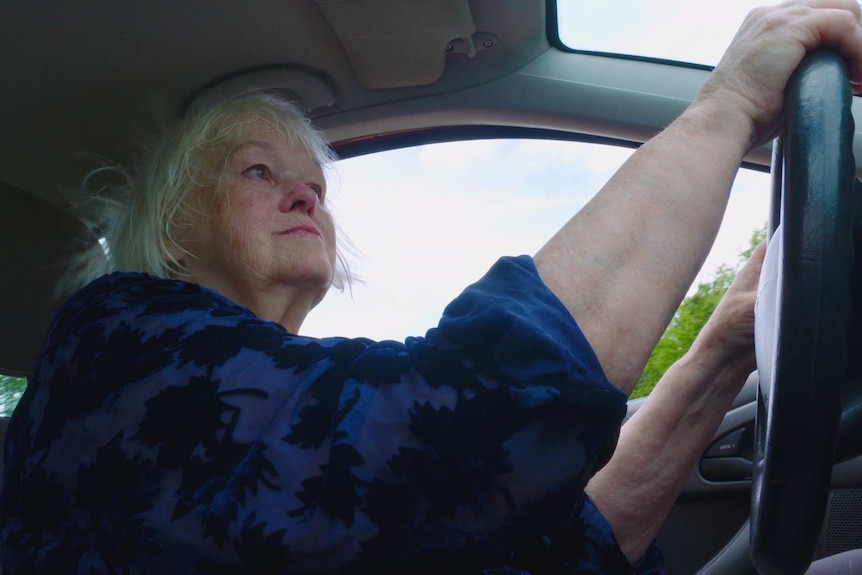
[2,1,862,573]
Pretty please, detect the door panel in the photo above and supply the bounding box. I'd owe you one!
[636,375,862,574]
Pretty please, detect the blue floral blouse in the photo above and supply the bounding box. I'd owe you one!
[0,256,665,574]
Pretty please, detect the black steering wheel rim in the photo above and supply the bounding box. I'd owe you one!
[750,49,857,575]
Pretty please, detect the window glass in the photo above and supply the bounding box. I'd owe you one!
[0,139,768,412]
[302,139,769,397]
[555,0,781,67]
[0,374,26,417]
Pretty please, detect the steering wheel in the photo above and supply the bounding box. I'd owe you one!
[750,49,858,575]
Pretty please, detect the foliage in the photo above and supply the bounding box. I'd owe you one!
[0,374,27,417]
[630,226,767,399]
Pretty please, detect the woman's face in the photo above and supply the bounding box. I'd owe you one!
[173,121,337,316]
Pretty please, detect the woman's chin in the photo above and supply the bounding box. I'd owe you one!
[282,264,335,303]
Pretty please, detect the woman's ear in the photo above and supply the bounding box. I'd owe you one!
[166,242,185,267]
[164,192,199,273]
[165,208,194,273]
[163,239,189,277]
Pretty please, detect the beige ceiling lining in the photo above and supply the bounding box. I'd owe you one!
[184,66,338,116]
[316,0,476,89]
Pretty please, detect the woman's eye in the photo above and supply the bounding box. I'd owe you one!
[309,183,325,200]
[244,165,271,180]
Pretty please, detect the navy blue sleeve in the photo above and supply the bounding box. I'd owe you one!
[0,256,664,575]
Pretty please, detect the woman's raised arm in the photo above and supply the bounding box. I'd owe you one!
[535,0,862,394]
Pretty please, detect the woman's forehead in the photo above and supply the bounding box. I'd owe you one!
[227,124,323,170]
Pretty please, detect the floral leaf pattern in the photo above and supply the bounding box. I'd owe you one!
[0,257,664,574]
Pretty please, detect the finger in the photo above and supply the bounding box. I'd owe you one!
[742,240,767,275]
[781,5,862,88]
[777,0,859,17]
[729,240,767,292]
[749,239,767,264]
[709,0,862,141]
[742,2,862,88]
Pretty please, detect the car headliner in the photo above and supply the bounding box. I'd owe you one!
[0,0,856,376]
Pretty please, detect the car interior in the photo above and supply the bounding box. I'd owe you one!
[3,1,862,573]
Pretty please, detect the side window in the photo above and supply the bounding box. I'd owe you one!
[0,374,26,417]
[635,167,768,398]
[304,138,770,398]
[0,139,769,415]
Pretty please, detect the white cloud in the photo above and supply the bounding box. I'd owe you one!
[301,140,771,341]
[692,169,770,289]
[557,0,782,66]
[418,139,506,172]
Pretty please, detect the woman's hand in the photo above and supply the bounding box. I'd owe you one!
[686,240,767,382]
[699,0,862,149]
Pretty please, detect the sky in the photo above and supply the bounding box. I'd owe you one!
[300,0,782,341]
[556,0,782,67]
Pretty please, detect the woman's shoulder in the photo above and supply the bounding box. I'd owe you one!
[71,271,231,306]
[66,271,251,317]
[44,272,259,349]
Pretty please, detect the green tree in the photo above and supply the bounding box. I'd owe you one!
[630,226,767,399]
[0,374,26,417]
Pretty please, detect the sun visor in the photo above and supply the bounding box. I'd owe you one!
[316,0,476,89]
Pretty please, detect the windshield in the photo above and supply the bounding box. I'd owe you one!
[556,0,782,67]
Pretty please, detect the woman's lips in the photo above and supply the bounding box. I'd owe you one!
[277,224,321,238]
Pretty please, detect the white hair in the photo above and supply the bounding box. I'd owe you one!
[58,92,353,299]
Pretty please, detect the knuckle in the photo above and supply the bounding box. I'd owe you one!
[756,9,795,34]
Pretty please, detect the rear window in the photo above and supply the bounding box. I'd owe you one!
[555,0,781,67]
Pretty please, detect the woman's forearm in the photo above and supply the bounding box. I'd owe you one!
[534,97,752,397]
[584,350,752,562]
[584,240,763,562]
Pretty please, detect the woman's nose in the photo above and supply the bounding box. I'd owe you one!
[278,181,318,216]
